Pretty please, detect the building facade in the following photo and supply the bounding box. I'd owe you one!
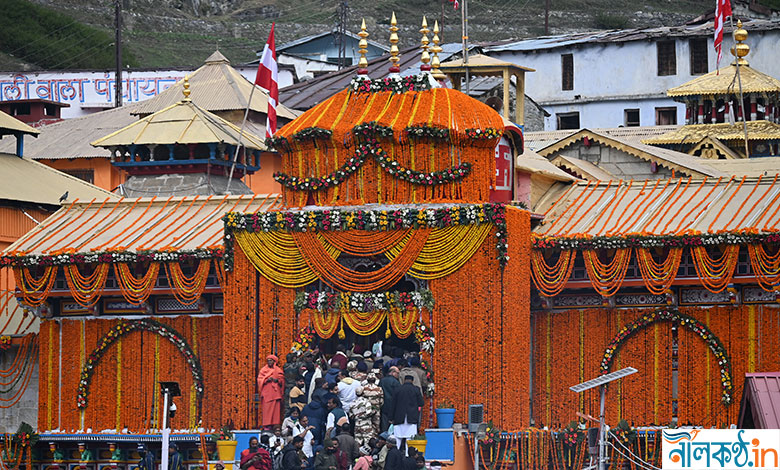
[485,19,780,130]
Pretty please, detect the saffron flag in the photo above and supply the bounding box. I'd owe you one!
[714,0,732,70]
[256,23,278,138]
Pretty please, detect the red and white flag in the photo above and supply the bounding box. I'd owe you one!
[256,23,278,138]
[714,0,732,71]
[450,0,459,9]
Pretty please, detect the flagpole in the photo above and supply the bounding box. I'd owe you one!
[729,16,750,158]
[225,85,256,194]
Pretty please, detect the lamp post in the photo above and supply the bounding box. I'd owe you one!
[159,382,182,470]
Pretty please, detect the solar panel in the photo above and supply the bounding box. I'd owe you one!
[569,367,638,393]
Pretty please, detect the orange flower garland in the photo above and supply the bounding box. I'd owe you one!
[747,243,780,290]
[63,263,110,307]
[164,260,211,305]
[13,266,58,306]
[114,262,160,304]
[531,249,576,297]
[635,247,683,294]
[690,245,739,293]
[319,229,412,256]
[582,248,632,297]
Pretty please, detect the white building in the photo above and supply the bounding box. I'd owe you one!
[485,19,780,130]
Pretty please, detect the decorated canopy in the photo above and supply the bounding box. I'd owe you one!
[267,76,506,207]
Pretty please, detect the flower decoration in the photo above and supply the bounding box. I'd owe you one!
[414,322,435,353]
[224,203,509,271]
[1,247,223,269]
[354,122,394,138]
[291,127,333,142]
[600,308,734,404]
[212,424,234,441]
[0,336,10,351]
[350,74,433,94]
[294,289,434,314]
[11,422,39,448]
[464,128,501,140]
[291,325,316,354]
[532,231,780,251]
[265,135,290,151]
[77,319,203,411]
[480,420,501,448]
[405,126,450,140]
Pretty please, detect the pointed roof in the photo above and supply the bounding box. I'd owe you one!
[91,98,266,150]
[130,51,298,119]
[667,63,780,98]
[439,54,535,76]
[0,109,39,137]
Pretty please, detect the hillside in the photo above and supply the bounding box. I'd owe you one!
[0,0,758,71]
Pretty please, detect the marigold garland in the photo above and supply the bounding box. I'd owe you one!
[13,266,58,306]
[600,308,733,404]
[690,244,739,293]
[164,260,211,305]
[635,247,683,294]
[114,262,160,304]
[530,250,575,297]
[63,263,110,308]
[582,248,632,297]
[76,319,204,412]
[746,243,780,290]
[294,289,434,313]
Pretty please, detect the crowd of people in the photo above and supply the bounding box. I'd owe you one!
[255,343,430,470]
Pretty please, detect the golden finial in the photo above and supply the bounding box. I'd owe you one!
[389,12,400,73]
[431,20,445,80]
[731,19,750,66]
[182,75,191,101]
[420,16,431,71]
[357,19,369,74]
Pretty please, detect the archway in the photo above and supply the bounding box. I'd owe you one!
[600,308,734,404]
[76,319,204,415]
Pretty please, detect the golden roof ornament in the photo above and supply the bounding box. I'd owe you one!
[420,16,431,72]
[182,76,191,101]
[357,19,370,75]
[731,19,750,66]
[389,12,401,73]
[430,20,445,80]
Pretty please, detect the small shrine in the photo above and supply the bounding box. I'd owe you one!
[644,21,780,158]
[92,78,266,196]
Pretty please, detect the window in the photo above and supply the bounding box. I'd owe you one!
[556,112,580,130]
[624,109,640,127]
[689,38,708,75]
[63,169,95,184]
[561,53,574,91]
[44,103,57,116]
[10,103,30,116]
[657,40,676,76]
[655,107,677,125]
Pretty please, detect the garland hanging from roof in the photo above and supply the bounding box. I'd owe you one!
[350,75,435,94]
[223,203,509,271]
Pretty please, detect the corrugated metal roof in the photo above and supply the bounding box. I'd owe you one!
[525,126,679,151]
[4,194,279,256]
[703,156,780,176]
[538,129,724,177]
[484,19,780,53]
[0,289,38,335]
[277,30,389,53]
[91,99,266,149]
[0,152,117,206]
[0,110,39,137]
[516,149,578,182]
[0,102,141,160]
[131,51,298,119]
[668,64,780,97]
[534,176,780,237]
[279,44,465,110]
[643,120,780,144]
[739,372,780,429]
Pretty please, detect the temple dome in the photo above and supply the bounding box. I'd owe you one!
[270,76,506,207]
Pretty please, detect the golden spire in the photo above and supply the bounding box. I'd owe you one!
[731,19,750,66]
[389,12,400,73]
[357,18,369,74]
[182,75,191,101]
[420,16,431,71]
[430,20,445,80]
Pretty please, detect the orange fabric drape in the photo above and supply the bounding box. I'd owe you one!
[291,228,430,292]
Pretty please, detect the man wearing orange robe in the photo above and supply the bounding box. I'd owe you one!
[258,354,286,428]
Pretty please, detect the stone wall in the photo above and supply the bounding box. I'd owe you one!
[555,141,674,180]
[0,344,38,433]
